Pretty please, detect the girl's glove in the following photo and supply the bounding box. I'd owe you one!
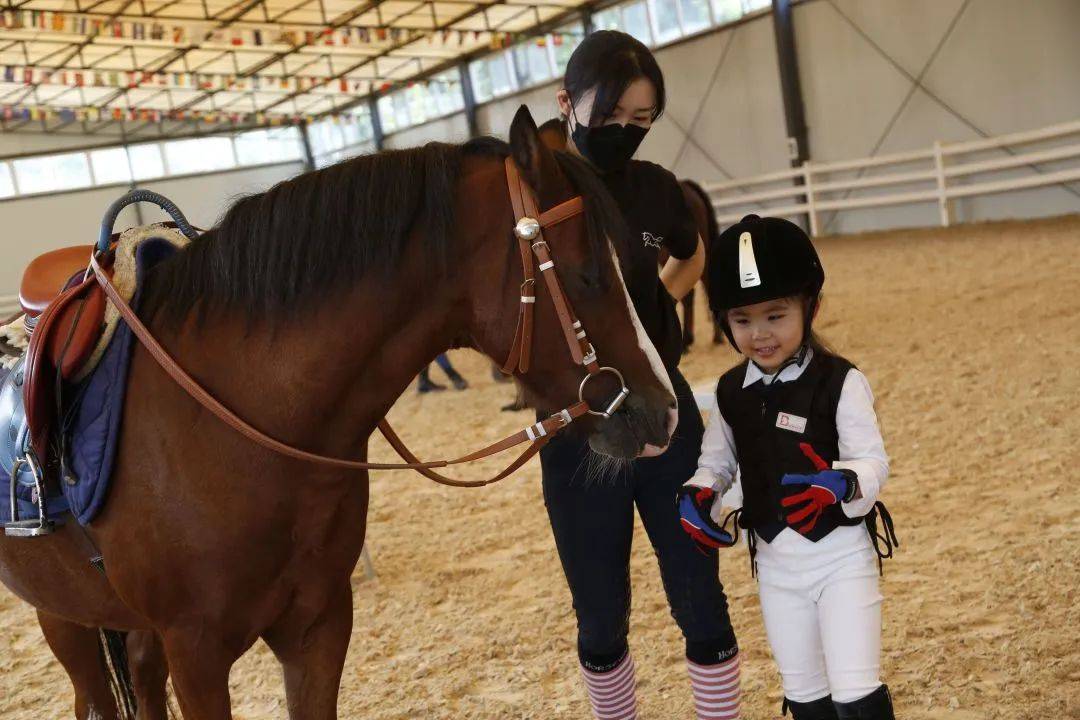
[677,485,737,553]
[779,443,858,535]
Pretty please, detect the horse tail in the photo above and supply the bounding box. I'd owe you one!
[98,628,138,720]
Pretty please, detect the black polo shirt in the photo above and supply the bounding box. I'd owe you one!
[601,160,698,372]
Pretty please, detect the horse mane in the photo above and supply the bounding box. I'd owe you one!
[140,136,628,327]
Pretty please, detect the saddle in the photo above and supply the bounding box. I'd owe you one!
[20,245,114,459]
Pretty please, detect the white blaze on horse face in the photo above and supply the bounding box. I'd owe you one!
[608,243,675,401]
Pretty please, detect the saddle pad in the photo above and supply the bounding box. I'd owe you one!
[63,237,180,525]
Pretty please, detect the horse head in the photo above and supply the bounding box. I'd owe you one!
[469,106,677,459]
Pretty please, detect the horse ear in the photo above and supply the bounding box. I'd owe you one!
[508,105,552,191]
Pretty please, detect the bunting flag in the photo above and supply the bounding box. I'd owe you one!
[0,63,462,96]
[0,9,478,47]
[0,101,372,127]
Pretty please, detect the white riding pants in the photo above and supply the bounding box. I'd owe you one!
[755,525,882,704]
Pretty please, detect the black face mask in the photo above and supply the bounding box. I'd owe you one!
[570,108,649,173]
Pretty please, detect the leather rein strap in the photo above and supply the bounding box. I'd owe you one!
[85,157,608,488]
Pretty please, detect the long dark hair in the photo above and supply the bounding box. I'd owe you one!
[141,138,629,327]
[563,30,666,126]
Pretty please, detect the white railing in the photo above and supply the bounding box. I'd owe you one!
[702,119,1080,235]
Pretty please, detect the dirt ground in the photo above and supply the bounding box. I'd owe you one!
[2,214,1078,719]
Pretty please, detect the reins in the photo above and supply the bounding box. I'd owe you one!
[86,157,630,487]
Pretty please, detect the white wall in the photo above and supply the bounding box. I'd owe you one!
[795,0,1080,233]
[0,161,303,305]
[383,113,472,149]
[471,0,1080,233]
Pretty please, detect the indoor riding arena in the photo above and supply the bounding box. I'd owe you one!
[1,1,1077,719]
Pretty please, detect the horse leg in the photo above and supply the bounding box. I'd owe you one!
[36,610,121,720]
[262,580,353,720]
[126,630,170,720]
[681,287,695,351]
[161,630,236,719]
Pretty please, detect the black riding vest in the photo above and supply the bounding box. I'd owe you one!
[717,352,866,543]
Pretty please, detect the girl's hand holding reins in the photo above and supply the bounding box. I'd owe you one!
[677,486,737,553]
[780,443,859,535]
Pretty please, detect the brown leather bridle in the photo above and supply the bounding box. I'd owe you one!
[86,156,631,487]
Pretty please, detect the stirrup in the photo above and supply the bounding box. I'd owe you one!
[5,449,54,537]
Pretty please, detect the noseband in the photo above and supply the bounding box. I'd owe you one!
[86,156,633,488]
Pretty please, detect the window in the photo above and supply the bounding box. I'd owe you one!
[90,147,132,185]
[512,43,553,89]
[551,23,584,74]
[469,60,494,104]
[162,137,235,175]
[593,7,623,31]
[127,144,165,181]
[0,163,14,197]
[468,53,517,103]
[341,113,374,147]
[406,84,429,125]
[743,0,770,11]
[13,152,92,194]
[377,95,397,133]
[392,93,410,130]
[488,53,515,97]
[235,127,303,165]
[622,2,654,45]
[649,0,682,43]
[308,119,345,156]
[680,0,712,33]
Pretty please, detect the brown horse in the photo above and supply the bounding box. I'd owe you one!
[0,107,677,719]
[675,178,724,349]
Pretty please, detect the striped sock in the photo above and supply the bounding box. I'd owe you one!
[580,652,639,720]
[687,654,741,719]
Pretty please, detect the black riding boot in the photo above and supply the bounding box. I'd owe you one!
[783,695,840,720]
[834,685,894,720]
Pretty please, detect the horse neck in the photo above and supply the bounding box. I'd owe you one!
[151,233,474,463]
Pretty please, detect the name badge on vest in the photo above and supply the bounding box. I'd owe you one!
[775,412,807,434]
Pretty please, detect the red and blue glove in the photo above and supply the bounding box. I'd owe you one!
[780,443,858,535]
[677,486,737,553]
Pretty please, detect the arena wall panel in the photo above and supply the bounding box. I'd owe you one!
[0,161,303,299]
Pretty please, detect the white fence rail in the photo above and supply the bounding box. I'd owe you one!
[702,119,1080,235]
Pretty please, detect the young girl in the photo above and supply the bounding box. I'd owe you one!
[678,214,897,719]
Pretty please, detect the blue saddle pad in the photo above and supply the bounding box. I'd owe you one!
[61,237,180,525]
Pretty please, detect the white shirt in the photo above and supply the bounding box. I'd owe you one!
[687,349,890,540]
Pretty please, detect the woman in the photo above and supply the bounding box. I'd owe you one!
[539,30,741,720]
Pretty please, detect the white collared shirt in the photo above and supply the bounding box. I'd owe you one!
[688,349,889,526]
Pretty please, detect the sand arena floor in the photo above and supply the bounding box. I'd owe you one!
[1,214,1078,719]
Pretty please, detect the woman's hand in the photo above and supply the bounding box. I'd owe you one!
[660,236,705,301]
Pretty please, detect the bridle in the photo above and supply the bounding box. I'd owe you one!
[499,156,629,420]
[86,156,632,488]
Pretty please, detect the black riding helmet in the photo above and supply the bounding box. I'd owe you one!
[708,214,824,363]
